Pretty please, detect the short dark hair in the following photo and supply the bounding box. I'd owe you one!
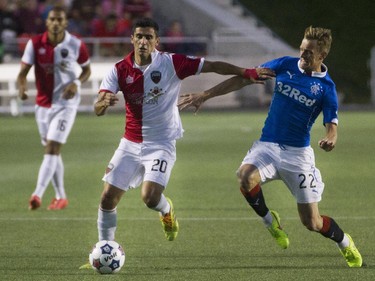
[132,18,159,36]
[50,5,67,15]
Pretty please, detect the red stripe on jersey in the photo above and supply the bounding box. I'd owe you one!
[116,54,145,143]
[110,51,202,143]
[33,33,55,107]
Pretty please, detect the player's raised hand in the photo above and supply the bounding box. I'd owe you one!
[95,91,119,116]
[178,93,206,114]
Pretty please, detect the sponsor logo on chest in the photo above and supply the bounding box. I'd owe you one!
[276,81,317,107]
[125,70,166,105]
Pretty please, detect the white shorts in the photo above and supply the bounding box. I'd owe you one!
[239,141,325,204]
[102,138,177,191]
[35,105,77,146]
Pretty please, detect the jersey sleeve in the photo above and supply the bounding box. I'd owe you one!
[172,54,204,80]
[99,66,119,94]
[260,56,289,74]
[322,83,339,125]
[77,41,90,66]
[21,40,35,66]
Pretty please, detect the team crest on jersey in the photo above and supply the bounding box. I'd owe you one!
[150,71,161,84]
[60,48,69,58]
[310,82,323,96]
[38,48,46,55]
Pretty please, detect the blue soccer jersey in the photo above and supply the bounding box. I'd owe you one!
[259,56,338,147]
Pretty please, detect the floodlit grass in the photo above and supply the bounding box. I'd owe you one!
[0,111,374,281]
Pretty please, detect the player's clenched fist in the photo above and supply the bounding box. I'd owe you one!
[94,91,119,116]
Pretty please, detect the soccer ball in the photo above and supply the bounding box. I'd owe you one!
[89,240,125,274]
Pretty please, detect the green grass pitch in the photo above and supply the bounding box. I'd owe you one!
[0,111,374,280]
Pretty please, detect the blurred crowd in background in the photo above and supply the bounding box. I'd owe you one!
[0,0,203,61]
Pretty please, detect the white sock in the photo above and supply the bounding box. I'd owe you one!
[337,233,350,249]
[98,207,117,241]
[33,154,59,198]
[51,155,66,199]
[262,211,273,227]
[151,194,170,216]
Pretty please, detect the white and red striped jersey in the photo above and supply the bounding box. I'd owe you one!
[21,31,90,108]
[100,50,204,143]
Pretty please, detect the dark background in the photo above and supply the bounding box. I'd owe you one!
[239,0,375,104]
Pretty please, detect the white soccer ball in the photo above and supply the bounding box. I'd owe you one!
[89,240,126,274]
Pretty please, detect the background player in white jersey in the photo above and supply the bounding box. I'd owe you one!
[17,6,91,211]
[91,18,274,245]
[178,26,363,268]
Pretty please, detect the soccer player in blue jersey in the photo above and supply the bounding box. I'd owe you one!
[178,26,363,268]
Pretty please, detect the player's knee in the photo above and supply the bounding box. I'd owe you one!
[45,140,62,155]
[238,169,258,191]
[141,182,164,208]
[100,185,122,210]
[238,177,249,190]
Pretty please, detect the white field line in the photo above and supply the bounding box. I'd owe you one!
[0,216,373,221]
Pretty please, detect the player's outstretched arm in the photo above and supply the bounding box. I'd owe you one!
[201,61,275,82]
[94,91,119,116]
[179,75,253,113]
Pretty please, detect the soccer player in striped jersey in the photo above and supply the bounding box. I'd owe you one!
[93,17,273,244]
[178,26,363,268]
[17,6,91,211]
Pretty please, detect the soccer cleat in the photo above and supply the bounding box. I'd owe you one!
[29,195,41,210]
[79,263,92,270]
[47,198,58,210]
[160,197,179,241]
[267,210,289,249]
[47,198,68,210]
[340,233,363,268]
[55,198,68,210]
